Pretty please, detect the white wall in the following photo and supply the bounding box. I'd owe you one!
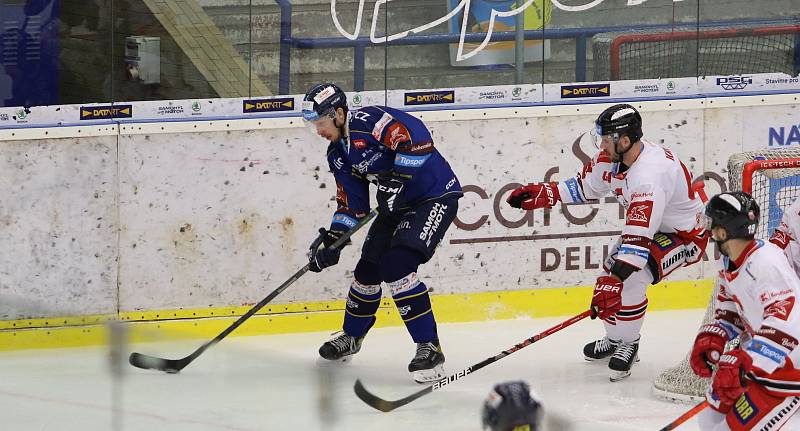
[2,95,799,319]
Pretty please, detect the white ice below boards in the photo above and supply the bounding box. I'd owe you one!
[2,309,784,431]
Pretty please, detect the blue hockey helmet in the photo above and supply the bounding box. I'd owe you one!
[482,381,543,431]
[302,83,347,122]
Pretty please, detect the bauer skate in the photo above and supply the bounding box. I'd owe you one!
[408,341,445,384]
[608,338,640,382]
[318,331,364,362]
[583,337,620,362]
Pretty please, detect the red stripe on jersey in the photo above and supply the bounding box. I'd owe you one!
[679,160,695,200]
[616,312,646,322]
[621,299,648,311]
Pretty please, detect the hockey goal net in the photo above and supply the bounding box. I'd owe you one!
[652,149,800,403]
[592,24,800,81]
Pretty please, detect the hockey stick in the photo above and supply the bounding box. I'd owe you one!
[658,400,708,431]
[354,309,592,412]
[129,209,378,373]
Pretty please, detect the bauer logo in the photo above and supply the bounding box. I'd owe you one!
[404,90,455,106]
[561,83,610,98]
[716,76,752,91]
[80,105,133,120]
[243,98,294,113]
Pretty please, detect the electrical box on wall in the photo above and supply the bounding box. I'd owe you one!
[125,36,160,85]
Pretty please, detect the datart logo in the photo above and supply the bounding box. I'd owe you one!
[80,105,133,120]
[716,76,752,91]
[243,98,294,113]
[561,83,610,98]
[404,90,455,106]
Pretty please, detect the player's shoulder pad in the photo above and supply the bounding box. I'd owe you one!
[758,240,790,262]
[349,106,384,127]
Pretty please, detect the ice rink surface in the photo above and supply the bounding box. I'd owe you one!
[2,309,719,431]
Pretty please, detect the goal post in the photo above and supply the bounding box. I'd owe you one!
[592,24,800,81]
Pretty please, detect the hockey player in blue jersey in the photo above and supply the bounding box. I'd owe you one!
[302,83,463,383]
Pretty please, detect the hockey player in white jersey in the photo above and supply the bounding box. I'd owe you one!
[768,197,800,276]
[691,192,800,431]
[506,104,708,381]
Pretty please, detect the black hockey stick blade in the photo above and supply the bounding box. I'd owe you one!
[128,352,188,374]
[354,379,432,412]
[354,310,592,412]
[128,209,378,373]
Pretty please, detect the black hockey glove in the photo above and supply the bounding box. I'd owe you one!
[308,227,350,272]
[376,170,407,215]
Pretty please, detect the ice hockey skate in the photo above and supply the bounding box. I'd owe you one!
[608,338,640,382]
[318,331,365,362]
[583,337,620,362]
[408,341,445,383]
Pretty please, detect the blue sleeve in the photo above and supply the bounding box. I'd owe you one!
[327,148,370,232]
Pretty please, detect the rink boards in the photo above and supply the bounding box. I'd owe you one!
[2,93,799,350]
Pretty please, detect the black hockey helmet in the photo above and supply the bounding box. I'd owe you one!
[704,191,760,240]
[482,381,542,431]
[302,82,347,122]
[595,103,643,143]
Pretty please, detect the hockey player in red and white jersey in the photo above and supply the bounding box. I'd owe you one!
[768,197,800,276]
[506,104,708,381]
[691,192,800,430]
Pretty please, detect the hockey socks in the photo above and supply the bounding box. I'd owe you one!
[390,276,439,343]
[342,279,381,338]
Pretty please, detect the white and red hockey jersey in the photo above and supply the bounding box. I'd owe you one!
[556,140,705,270]
[769,197,800,277]
[715,240,800,396]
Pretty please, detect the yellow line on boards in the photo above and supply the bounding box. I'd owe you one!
[0,279,713,352]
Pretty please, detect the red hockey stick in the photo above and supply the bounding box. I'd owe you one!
[354,309,592,412]
[659,400,708,431]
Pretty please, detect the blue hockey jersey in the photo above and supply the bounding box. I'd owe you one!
[325,105,462,231]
